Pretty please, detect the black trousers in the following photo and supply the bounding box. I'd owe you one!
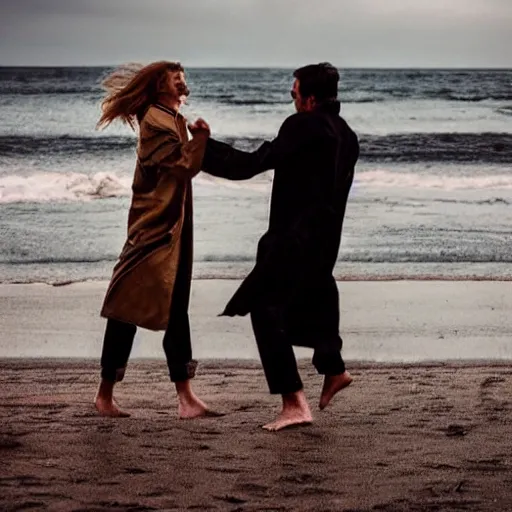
[100,257,196,383]
[250,276,345,395]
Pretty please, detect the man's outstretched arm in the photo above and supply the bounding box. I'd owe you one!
[201,138,275,180]
[191,113,313,181]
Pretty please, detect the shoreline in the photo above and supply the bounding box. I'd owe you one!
[5,273,512,287]
[2,262,512,286]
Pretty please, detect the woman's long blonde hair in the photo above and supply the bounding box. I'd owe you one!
[96,61,184,130]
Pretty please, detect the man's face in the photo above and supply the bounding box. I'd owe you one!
[291,79,314,113]
[164,70,190,103]
[291,79,304,112]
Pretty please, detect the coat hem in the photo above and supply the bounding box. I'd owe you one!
[100,310,167,332]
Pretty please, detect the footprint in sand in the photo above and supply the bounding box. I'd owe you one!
[123,467,148,475]
[0,436,22,449]
[441,424,469,437]
[233,482,270,499]
[278,472,320,484]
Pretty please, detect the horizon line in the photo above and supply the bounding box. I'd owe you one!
[0,65,511,71]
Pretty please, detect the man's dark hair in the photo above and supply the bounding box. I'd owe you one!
[293,62,339,102]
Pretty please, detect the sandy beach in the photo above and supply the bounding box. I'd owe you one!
[1,280,511,510]
[1,360,511,511]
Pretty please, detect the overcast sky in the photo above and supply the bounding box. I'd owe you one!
[1,0,511,67]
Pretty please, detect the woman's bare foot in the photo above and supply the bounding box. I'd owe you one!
[319,371,353,410]
[178,393,209,419]
[262,390,313,432]
[95,379,130,417]
[95,396,130,417]
[176,380,222,419]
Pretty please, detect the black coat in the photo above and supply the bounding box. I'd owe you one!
[202,100,359,330]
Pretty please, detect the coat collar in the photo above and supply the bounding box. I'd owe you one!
[315,99,341,115]
[154,103,179,118]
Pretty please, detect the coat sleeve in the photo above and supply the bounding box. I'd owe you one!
[138,116,207,178]
[202,113,315,180]
[201,138,275,180]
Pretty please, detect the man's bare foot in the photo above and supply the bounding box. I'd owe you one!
[319,371,353,410]
[262,390,313,432]
[95,396,130,417]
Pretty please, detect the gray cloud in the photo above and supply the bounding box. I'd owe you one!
[1,0,511,67]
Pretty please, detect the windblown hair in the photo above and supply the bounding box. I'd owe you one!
[97,61,184,130]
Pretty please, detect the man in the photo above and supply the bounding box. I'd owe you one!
[95,61,217,419]
[193,63,359,431]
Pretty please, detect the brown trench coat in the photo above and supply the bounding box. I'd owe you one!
[100,103,207,331]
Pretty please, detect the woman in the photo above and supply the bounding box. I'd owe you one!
[94,61,214,419]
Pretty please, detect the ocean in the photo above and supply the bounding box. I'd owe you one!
[0,67,511,284]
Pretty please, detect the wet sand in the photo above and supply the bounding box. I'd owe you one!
[1,280,511,361]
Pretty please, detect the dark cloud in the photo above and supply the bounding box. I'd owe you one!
[1,0,106,17]
[0,0,511,67]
